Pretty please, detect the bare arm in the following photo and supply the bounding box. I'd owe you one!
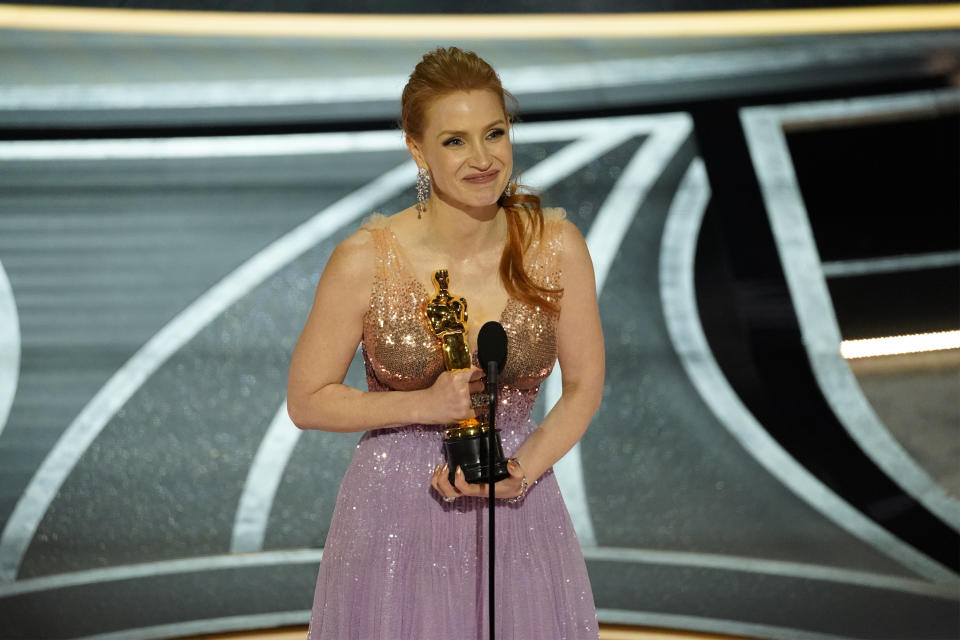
[511,220,605,482]
[286,229,478,432]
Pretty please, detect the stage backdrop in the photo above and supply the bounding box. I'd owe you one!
[0,7,958,640]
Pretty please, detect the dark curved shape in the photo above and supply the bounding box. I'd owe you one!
[691,102,960,573]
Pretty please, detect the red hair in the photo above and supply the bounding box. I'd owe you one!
[400,46,561,312]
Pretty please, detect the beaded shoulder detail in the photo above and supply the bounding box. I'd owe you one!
[360,212,391,230]
[525,209,565,301]
[542,206,567,223]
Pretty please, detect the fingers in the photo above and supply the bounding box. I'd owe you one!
[452,368,477,383]
[431,463,461,501]
[452,465,472,494]
[430,463,483,501]
[454,373,474,401]
[432,370,476,422]
[466,366,487,396]
[430,463,525,502]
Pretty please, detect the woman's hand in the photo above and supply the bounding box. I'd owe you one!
[429,458,526,502]
[419,366,485,425]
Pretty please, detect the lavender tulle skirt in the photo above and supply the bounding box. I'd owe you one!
[306,417,599,640]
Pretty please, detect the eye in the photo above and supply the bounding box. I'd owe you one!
[488,128,505,139]
[443,137,463,147]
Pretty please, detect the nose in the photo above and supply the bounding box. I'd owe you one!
[470,143,492,168]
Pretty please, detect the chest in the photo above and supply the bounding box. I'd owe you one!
[404,252,509,352]
[360,225,560,392]
[362,274,557,393]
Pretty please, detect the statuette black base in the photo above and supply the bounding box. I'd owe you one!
[444,428,510,486]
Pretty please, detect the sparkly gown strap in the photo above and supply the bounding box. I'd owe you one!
[359,216,446,394]
[361,213,396,281]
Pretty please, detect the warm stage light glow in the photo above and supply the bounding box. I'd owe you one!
[841,330,960,359]
[0,3,958,38]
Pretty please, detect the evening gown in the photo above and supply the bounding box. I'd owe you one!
[306,208,599,640]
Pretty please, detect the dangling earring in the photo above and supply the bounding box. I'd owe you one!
[503,181,513,198]
[416,167,430,219]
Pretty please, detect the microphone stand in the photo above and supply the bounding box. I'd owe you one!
[486,360,498,640]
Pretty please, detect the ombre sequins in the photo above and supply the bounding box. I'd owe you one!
[306,208,599,640]
[361,214,446,392]
[361,209,564,401]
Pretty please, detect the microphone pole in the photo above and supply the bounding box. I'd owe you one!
[478,320,507,640]
[486,354,498,640]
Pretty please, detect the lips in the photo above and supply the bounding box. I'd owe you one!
[463,170,499,184]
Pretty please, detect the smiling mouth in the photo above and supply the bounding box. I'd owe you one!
[463,171,498,184]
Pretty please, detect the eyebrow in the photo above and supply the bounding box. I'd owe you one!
[437,120,506,139]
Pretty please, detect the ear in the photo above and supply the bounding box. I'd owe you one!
[405,134,426,170]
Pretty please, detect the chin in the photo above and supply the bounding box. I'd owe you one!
[457,192,501,210]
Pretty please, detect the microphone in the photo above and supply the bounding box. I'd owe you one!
[477,321,508,378]
[477,321,508,640]
[440,320,509,486]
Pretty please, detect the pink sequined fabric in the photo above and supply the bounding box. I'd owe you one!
[307,209,599,640]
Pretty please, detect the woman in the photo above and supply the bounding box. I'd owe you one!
[287,46,605,640]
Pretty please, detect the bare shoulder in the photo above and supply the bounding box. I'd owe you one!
[539,208,575,242]
[550,219,592,293]
[319,225,376,292]
[558,218,590,260]
[374,204,420,243]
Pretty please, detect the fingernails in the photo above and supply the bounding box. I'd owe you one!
[456,466,463,476]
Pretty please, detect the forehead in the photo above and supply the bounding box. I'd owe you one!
[423,90,505,133]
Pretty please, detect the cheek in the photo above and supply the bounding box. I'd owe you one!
[500,148,513,180]
[500,144,513,173]
[429,159,455,188]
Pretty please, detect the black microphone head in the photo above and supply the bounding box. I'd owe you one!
[477,321,508,372]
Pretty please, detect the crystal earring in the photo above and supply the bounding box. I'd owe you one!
[416,167,430,219]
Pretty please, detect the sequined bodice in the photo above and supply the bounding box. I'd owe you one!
[360,211,564,414]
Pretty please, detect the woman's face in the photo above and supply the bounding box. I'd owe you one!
[408,90,513,214]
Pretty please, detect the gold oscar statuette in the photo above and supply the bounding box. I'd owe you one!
[425,268,509,485]
[425,269,472,372]
[425,269,483,438]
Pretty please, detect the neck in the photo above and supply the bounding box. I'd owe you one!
[422,193,506,258]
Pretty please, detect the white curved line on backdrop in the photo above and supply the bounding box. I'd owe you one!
[740,89,960,535]
[0,548,325,598]
[71,612,312,640]
[0,130,404,161]
[822,250,960,279]
[597,610,851,640]
[230,119,660,553]
[0,260,20,438]
[0,159,417,583]
[231,403,301,553]
[0,115,671,162]
[3,544,955,601]
[0,32,955,111]
[658,158,958,583]
[544,113,693,548]
[582,546,960,599]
